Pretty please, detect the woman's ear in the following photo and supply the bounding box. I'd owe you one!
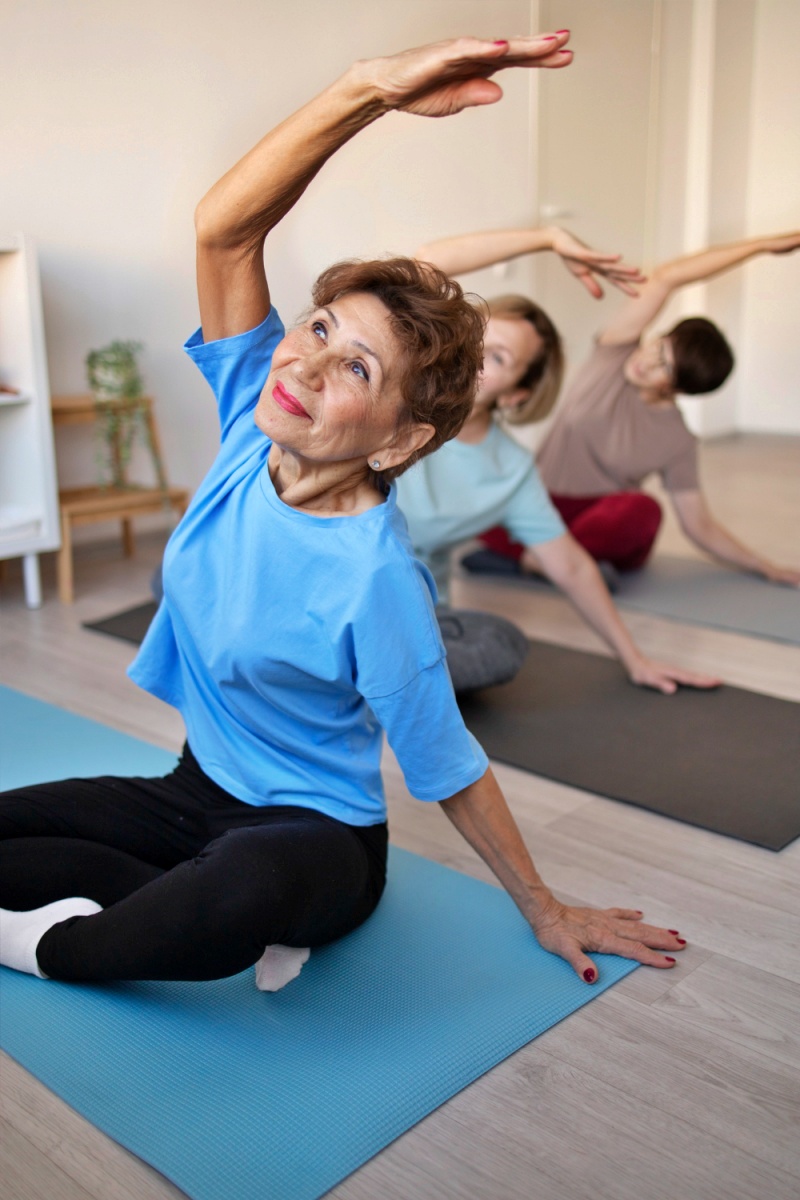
[496,386,532,412]
[371,422,436,473]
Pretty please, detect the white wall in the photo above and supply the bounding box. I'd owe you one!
[738,0,800,433]
[1,0,535,503]
[2,0,798,528]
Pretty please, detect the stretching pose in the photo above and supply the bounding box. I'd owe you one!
[0,34,686,991]
[430,226,800,582]
[402,234,718,695]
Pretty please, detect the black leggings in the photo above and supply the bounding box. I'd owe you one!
[0,744,387,983]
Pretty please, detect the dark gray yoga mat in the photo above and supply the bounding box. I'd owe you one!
[458,640,800,851]
[84,600,157,645]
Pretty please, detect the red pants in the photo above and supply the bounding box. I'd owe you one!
[480,491,663,572]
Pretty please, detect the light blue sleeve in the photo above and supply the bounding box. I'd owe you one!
[503,461,565,548]
[183,308,286,439]
[368,661,489,801]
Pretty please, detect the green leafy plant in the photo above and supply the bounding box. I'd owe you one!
[85,340,147,488]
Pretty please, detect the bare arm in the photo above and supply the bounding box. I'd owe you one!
[415,225,645,298]
[671,489,800,586]
[524,533,720,690]
[600,230,800,347]
[193,33,574,342]
[440,766,685,981]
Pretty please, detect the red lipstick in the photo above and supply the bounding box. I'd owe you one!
[272,381,310,418]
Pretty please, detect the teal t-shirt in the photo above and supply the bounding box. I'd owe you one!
[396,423,565,601]
[128,309,487,824]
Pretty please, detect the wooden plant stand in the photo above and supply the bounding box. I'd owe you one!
[51,393,188,603]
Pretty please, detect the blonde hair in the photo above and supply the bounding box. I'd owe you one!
[486,295,564,425]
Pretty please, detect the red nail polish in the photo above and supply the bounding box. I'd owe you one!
[556,29,570,34]
[668,930,680,935]
[665,956,676,963]
[543,36,558,40]
[493,40,509,46]
[676,938,687,945]
[583,968,596,982]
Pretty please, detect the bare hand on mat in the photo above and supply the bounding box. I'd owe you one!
[441,768,686,983]
[530,899,686,981]
[626,654,721,694]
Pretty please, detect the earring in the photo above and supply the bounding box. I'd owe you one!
[370,459,381,469]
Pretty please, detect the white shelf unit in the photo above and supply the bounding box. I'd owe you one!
[0,233,60,607]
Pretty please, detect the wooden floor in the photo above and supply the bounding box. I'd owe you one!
[2,433,799,1200]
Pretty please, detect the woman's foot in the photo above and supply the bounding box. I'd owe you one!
[0,898,102,977]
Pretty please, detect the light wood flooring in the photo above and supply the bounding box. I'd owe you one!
[1,433,799,1200]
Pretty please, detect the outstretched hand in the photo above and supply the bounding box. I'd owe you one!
[360,32,573,119]
[550,227,647,298]
[531,896,687,982]
[627,655,721,694]
[762,563,800,587]
[767,231,800,255]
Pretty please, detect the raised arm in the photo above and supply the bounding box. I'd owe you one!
[600,230,800,346]
[415,225,645,298]
[440,766,686,982]
[193,33,574,342]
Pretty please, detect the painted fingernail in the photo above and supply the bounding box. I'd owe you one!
[543,36,558,40]
[583,968,596,982]
[668,930,680,935]
[493,40,509,46]
[556,29,570,35]
[665,956,676,963]
[676,938,687,945]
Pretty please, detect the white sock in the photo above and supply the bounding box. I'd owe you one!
[254,944,310,992]
[0,897,102,978]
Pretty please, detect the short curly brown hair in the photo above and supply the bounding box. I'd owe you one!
[311,258,486,481]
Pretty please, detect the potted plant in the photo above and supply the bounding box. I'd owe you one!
[85,340,147,488]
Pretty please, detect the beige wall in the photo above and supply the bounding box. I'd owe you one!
[738,0,800,433]
[2,0,798,520]
[1,0,536,501]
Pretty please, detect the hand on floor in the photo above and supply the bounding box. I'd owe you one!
[530,897,686,982]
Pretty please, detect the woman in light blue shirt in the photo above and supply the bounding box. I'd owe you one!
[0,33,685,991]
[401,259,720,694]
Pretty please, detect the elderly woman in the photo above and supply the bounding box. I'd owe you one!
[0,33,684,991]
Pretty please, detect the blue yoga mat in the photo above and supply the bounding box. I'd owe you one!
[0,687,637,1200]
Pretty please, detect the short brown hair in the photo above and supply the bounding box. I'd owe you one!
[311,258,486,480]
[486,295,564,425]
[668,317,734,395]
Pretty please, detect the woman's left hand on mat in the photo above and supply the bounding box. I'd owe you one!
[530,898,686,981]
[626,654,721,694]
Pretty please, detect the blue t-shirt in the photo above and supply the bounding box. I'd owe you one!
[396,423,565,601]
[129,308,488,824]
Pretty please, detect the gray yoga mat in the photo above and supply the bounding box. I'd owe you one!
[613,555,800,644]
[458,640,800,851]
[462,552,800,645]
